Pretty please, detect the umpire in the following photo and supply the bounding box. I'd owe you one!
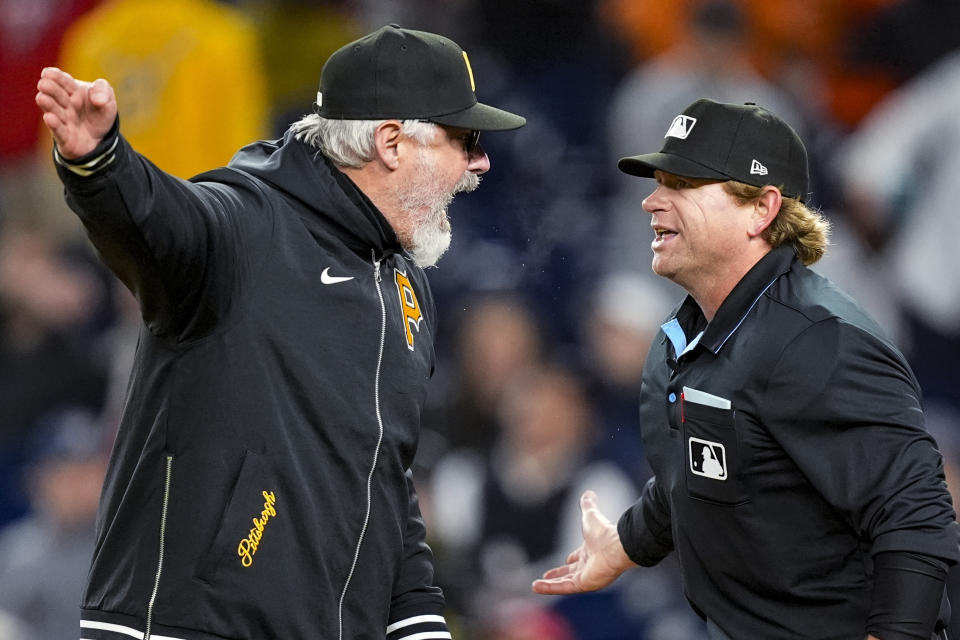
[533,99,959,640]
[37,25,524,640]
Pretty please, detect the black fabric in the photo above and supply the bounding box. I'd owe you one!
[869,551,949,640]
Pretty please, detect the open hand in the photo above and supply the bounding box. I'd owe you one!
[532,490,637,595]
[36,67,117,159]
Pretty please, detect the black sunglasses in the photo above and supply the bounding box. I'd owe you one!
[465,129,481,155]
[420,121,480,155]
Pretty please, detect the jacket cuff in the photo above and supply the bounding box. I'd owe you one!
[387,610,450,640]
[867,551,948,640]
[53,116,120,177]
[616,480,674,567]
[617,505,661,567]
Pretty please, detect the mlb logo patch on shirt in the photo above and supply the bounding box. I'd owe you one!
[689,437,727,480]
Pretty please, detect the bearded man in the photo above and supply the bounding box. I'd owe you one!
[36,24,524,640]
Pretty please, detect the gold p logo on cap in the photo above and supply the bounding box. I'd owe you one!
[462,51,476,92]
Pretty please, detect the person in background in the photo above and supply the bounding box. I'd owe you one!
[36,24,524,640]
[533,98,958,640]
[0,226,108,526]
[56,0,269,179]
[580,272,675,487]
[431,363,636,638]
[0,408,108,640]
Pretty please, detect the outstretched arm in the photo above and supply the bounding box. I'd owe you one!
[36,67,117,159]
[35,66,270,340]
[532,490,637,595]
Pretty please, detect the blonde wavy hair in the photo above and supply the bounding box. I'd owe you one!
[723,181,830,265]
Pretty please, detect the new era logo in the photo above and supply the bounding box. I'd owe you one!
[750,159,768,176]
[665,115,697,140]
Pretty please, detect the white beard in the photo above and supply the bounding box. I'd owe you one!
[397,148,480,268]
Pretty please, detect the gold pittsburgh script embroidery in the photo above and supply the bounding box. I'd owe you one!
[237,491,277,567]
[394,268,423,351]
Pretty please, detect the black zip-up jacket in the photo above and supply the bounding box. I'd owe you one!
[56,124,451,640]
[617,245,960,639]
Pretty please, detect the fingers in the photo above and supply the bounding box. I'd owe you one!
[40,110,65,136]
[580,490,599,517]
[36,68,118,158]
[580,490,614,534]
[540,563,575,580]
[36,94,70,143]
[36,68,113,114]
[40,67,76,93]
[36,80,73,145]
[531,576,580,595]
[36,78,72,114]
[36,68,79,132]
[89,78,113,108]
[38,67,78,111]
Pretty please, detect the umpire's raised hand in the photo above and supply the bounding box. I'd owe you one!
[36,67,117,159]
[532,490,638,595]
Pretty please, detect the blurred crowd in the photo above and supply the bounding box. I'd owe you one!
[1,0,959,638]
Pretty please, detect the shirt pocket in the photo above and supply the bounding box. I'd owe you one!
[681,400,748,506]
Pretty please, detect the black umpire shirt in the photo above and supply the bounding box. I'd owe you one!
[617,245,960,639]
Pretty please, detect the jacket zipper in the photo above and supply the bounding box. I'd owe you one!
[145,454,174,640]
[338,254,387,640]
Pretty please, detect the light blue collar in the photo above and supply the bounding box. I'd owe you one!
[661,318,704,357]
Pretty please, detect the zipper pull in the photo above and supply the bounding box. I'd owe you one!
[372,251,382,283]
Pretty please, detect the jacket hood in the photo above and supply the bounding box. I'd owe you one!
[224,130,402,257]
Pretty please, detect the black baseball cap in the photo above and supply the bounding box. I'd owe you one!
[618,99,809,201]
[316,25,526,131]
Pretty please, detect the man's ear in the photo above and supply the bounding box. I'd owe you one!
[748,186,782,238]
[373,121,403,170]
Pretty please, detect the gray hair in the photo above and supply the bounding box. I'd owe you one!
[288,114,438,168]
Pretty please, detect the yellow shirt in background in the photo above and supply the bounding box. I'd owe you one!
[59,0,269,179]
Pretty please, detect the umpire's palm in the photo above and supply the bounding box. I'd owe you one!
[532,490,636,595]
[36,67,117,159]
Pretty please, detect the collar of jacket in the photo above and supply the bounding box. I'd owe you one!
[327,160,404,260]
[226,131,404,259]
[672,244,798,355]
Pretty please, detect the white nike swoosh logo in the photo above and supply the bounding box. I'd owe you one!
[321,267,354,285]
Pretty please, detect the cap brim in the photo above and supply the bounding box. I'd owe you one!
[430,102,526,131]
[618,152,731,181]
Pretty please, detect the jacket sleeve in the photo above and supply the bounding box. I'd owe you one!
[387,470,450,640]
[616,475,675,567]
[761,318,960,633]
[54,121,272,341]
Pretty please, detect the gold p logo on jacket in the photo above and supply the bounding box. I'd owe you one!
[394,268,422,351]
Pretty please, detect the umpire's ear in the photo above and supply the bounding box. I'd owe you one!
[372,120,404,171]
[747,185,782,239]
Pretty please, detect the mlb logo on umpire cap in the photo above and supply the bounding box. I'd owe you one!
[666,115,697,140]
[618,99,810,201]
